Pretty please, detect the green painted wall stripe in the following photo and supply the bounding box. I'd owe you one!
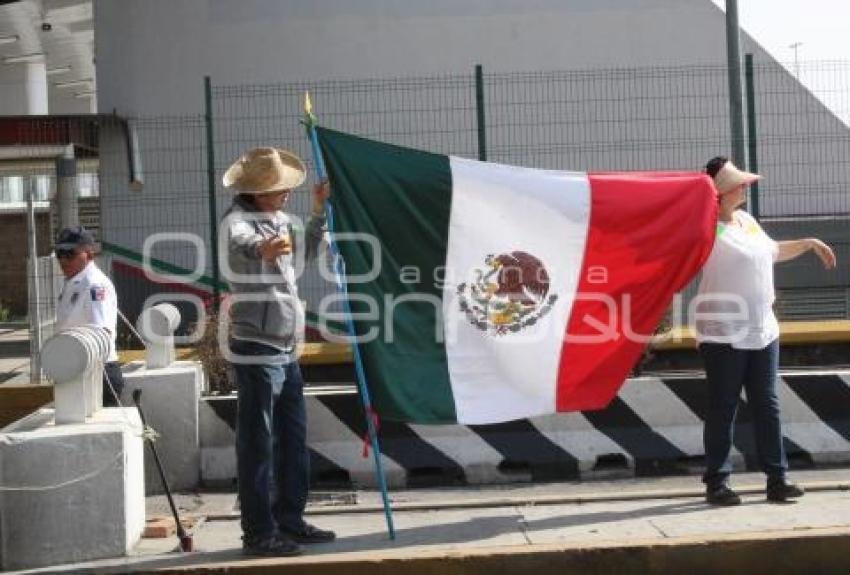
[101,240,347,334]
[102,240,226,290]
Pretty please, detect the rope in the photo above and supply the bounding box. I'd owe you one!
[117,307,147,349]
[0,451,124,492]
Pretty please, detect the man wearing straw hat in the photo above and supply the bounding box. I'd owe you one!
[222,147,333,557]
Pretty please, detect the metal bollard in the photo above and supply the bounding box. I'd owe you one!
[137,303,181,369]
[41,326,112,424]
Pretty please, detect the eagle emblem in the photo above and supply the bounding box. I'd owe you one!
[457,251,558,336]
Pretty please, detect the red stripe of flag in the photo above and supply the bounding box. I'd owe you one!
[556,172,717,411]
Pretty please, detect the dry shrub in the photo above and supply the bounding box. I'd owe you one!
[194,310,235,394]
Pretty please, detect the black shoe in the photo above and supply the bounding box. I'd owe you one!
[282,522,336,544]
[242,533,303,557]
[766,481,805,502]
[706,485,742,506]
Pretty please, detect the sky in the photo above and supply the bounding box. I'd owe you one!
[711,0,850,124]
[717,0,850,63]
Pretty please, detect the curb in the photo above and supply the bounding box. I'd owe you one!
[154,527,850,575]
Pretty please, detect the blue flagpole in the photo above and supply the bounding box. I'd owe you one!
[303,93,396,539]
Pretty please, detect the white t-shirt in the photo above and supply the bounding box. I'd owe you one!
[56,261,119,362]
[695,210,780,350]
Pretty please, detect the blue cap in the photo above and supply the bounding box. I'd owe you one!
[55,226,96,250]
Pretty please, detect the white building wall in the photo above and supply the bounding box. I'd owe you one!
[95,0,739,117]
[92,0,850,323]
[48,91,96,114]
[0,62,47,115]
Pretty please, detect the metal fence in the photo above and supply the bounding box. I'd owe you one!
[26,255,61,384]
[9,59,850,354]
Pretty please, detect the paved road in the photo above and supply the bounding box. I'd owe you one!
[0,327,31,384]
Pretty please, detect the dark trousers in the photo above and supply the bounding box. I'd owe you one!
[102,361,125,407]
[230,339,309,540]
[700,339,787,489]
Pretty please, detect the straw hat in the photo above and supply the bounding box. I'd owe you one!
[712,160,761,194]
[222,147,306,194]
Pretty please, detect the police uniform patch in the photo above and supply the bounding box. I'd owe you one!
[90,286,106,301]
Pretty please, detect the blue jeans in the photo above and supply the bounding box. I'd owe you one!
[700,339,787,489]
[102,361,125,407]
[230,339,309,539]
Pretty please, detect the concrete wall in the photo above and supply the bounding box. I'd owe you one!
[95,0,735,117]
[0,196,101,317]
[0,62,47,116]
[48,90,96,115]
[92,0,850,324]
[0,210,51,316]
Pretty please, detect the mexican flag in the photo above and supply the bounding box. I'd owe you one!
[317,128,716,425]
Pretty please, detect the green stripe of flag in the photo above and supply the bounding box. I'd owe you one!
[318,127,457,422]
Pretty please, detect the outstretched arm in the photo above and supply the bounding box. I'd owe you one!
[776,238,836,269]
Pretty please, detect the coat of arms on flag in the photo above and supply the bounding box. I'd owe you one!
[457,251,557,336]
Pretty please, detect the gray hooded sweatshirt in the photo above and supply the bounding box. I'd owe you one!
[223,195,327,357]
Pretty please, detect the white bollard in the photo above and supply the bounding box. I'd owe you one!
[124,303,201,492]
[137,303,181,369]
[41,326,111,424]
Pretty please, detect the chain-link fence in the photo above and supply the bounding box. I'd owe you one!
[26,255,62,383]
[7,59,850,371]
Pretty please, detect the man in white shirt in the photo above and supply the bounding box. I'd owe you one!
[54,226,124,406]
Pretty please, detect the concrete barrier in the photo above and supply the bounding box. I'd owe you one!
[0,408,145,570]
[121,304,203,494]
[200,371,850,488]
[122,361,203,494]
[0,326,145,570]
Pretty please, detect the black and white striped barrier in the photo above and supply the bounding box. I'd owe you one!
[199,371,850,488]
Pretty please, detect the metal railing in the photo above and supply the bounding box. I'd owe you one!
[8,60,850,362]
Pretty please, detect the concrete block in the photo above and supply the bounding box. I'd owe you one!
[0,408,145,571]
[200,446,237,486]
[199,397,237,487]
[121,361,202,494]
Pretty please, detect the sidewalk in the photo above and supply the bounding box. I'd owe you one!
[16,467,850,574]
[0,327,30,385]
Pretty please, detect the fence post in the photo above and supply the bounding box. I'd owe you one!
[55,145,78,229]
[204,76,221,310]
[725,0,747,169]
[475,64,487,162]
[744,53,760,220]
[26,178,42,385]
